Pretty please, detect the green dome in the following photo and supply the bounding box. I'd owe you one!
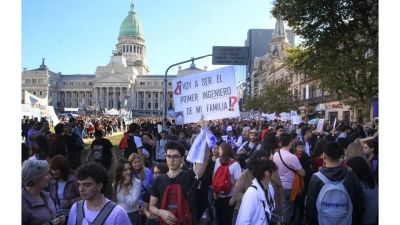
[119,3,143,38]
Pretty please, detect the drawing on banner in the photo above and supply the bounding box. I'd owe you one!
[172,66,240,124]
[175,111,184,125]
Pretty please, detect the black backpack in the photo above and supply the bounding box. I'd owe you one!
[124,135,138,159]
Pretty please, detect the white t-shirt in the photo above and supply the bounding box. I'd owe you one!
[57,181,67,207]
[67,198,132,225]
[213,158,242,197]
[273,149,303,190]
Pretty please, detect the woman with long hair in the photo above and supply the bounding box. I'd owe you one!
[362,139,378,183]
[129,153,153,224]
[49,155,80,223]
[212,142,242,225]
[346,156,378,225]
[113,158,142,225]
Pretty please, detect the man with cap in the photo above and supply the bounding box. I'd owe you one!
[305,141,364,225]
[236,129,263,169]
[222,125,238,151]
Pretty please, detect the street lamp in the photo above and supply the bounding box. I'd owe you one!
[163,54,212,130]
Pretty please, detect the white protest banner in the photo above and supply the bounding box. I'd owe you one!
[280,112,291,121]
[172,66,240,124]
[316,119,325,133]
[267,113,277,121]
[292,115,302,125]
[290,110,298,117]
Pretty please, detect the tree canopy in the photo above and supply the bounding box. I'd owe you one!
[273,0,378,122]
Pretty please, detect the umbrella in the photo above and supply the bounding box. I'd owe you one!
[307,118,320,125]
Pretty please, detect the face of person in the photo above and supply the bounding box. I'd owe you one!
[166,149,183,170]
[295,145,304,154]
[249,133,258,142]
[36,169,51,189]
[51,169,62,180]
[212,146,219,157]
[218,146,224,157]
[276,128,285,136]
[78,177,103,200]
[160,132,167,139]
[122,163,132,178]
[131,159,142,172]
[362,143,373,156]
[153,167,161,178]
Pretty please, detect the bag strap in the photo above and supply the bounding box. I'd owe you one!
[76,200,84,225]
[315,169,349,185]
[278,150,297,173]
[250,185,272,224]
[91,201,117,225]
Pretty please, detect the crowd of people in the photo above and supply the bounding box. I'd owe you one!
[21,114,379,225]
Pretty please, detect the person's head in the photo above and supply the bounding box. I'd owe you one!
[68,117,77,127]
[54,123,65,135]
[179,131,188,141]
[263,132,278,156]
[114,158,132,188]
[128,153,144,172]
[322,142,344,164]
[275,125,285,136]
[165,141,186,170]
[218,142,235,165]
[344,140,364,161]
[304,130,313,139]
[94,130,103,139]
[50,155,71,181]
[346,156,376,189]
[76,162,108,199]
[278,133,293,148]
[248,153,277,182]
[22,160,50,189]
[160,130,168,139]
[242,126,251,137]
[226,126,233,135]
[153,162,168,178]
[294,141,304,155]
[128,123,141,134]
[363,139,378,157]
[312,138,329,158]
[249,129,259,143]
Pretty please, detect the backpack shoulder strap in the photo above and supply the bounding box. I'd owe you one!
[76,200,85,225]
[315,171,330,184]
[91,201,117,225]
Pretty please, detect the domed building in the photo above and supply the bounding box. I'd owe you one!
[21,1,195,116]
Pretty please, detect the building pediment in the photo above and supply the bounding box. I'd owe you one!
[93,74,132,84]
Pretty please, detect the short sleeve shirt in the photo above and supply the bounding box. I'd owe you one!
[213,158,242,196]
[273,150,303,189]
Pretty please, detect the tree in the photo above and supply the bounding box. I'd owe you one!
[261,78,298,113]
[273,0,378,122]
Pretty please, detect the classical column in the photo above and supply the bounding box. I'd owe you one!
[113,87,117,109]
[106,87,109,109]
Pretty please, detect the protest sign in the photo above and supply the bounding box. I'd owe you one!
[292,116,302,125]
[172,66,240,124]
[280,112,291,121]
[290,110,298,117]
[316,119,325,133]
[267,113,277,121]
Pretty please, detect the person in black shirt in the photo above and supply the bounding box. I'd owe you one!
[88,130,114,170]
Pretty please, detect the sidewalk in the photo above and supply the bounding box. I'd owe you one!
[83,131,124,144]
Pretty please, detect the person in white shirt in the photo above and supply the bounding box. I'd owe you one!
[112,158,141,225]
[236,157,278,225]
[67,162,131,225]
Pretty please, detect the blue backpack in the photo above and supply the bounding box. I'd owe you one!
[315,171,353,225]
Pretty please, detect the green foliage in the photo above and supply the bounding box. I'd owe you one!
[243,78,298,113]
[273,0,378,122]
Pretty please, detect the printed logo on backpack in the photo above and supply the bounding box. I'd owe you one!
[315,171,353,225]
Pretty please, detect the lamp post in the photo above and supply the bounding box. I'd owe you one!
[163,54,212,130]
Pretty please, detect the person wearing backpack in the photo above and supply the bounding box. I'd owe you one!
[212,142,242,225]
[305,142,364,225]
[236,129,263,169]
[124,123,145,159]
[149,119,212,225]
[67,162,132,225]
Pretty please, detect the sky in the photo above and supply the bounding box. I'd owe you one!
[22,0,278,76]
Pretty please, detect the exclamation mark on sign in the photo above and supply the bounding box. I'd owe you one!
[174,81,181,95]
[229,96,238,111]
